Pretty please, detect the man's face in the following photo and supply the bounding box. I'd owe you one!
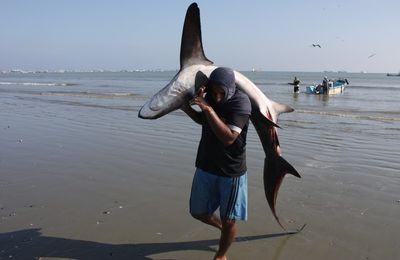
[210,85,225,103]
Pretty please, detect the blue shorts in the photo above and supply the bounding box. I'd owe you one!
[190,168,248,221]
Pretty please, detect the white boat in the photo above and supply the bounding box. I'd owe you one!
[306,79,348,95]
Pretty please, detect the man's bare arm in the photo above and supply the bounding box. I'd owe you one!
[181,102,204,125]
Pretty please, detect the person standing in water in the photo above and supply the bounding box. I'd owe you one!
[293,76,300,93]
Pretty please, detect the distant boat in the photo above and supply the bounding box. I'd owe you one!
[306,78,348,95]
[386,72,400,77]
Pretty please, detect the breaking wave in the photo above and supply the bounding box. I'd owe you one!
[349,85,400,91]
[296,109,400,122]
[0,81,77,87]
[0,88,139,99]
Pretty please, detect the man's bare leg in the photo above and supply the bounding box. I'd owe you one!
[191,213,222,230]
[191,214,236,259]
[214,219,236,260]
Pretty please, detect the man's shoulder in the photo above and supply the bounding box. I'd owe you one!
[233,89,250,101]
[226,90,251,115]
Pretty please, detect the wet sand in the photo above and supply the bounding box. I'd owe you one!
[1,93,399,260]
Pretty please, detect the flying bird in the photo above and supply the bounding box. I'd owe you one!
[312,44,321,48]
[368,53,376,59]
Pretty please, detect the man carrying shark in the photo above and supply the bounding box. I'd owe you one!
[139,2,301,259]
[181,67,251,260]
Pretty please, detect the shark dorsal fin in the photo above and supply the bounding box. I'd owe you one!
[180,3,213,69]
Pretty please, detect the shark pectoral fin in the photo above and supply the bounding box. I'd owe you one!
[195,71,209,93]
[264,155,301,230]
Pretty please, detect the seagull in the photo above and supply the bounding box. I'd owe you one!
[312,44,322,48]
[368,53,376,59]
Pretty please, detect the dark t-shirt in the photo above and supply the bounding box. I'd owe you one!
[195,89,251,177]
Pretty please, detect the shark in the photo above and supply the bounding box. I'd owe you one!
[138,2,300,229]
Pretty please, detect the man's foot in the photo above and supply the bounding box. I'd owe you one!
[213,254,227,260]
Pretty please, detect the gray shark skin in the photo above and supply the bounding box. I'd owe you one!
[138,2,301,229]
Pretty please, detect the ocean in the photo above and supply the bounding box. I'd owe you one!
[1,71,398,176]
[0,71,399,259]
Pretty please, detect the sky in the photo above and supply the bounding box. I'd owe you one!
[1,0,399,73]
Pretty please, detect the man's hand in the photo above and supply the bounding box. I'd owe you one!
[190,86,210,111]
[180,89,205,125]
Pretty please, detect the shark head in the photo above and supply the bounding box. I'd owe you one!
[138,3,213,119]
[138,73,184,119]
[138,65,213,119]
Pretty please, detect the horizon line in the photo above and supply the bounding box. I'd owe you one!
[0,68,392,74]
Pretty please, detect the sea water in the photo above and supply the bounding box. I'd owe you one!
[1,70,398,179]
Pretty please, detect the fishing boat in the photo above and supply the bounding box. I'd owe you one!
[306,78,348,95]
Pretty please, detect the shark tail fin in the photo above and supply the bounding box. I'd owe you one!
[264,155,301,230]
